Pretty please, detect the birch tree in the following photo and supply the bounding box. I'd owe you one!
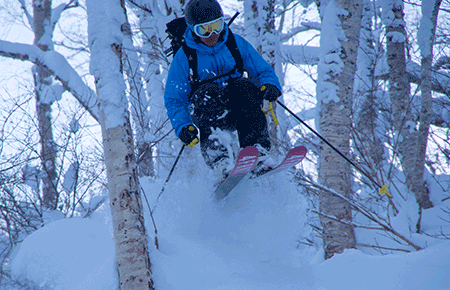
[26,0,83,210]
[86,0,154,288]
[316,0,362,259]
[32,0,58,209]
[411,0,441,210]
[383,0,417,206]
[382,0,434,216]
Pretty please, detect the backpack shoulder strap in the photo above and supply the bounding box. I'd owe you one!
[182,29,244,91]
[225,30,244,74]
[181,42,199,84]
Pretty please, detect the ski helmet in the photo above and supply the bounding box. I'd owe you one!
[185,0,224,27]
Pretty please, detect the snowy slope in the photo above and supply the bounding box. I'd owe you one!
[8,147,450,290]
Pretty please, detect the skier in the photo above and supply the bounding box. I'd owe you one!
[164,0,282,175]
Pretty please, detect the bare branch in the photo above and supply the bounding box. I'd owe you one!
[311,210,388,232]
[300,178,423,251]
[128,0,153,15]
[356,243,411,253]
[17,0,34,30]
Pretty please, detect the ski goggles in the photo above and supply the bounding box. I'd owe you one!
[193,17,224,38]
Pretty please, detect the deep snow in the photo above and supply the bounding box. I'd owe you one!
[8,147,450,290]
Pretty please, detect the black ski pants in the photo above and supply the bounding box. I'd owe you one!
[190,78,271,168]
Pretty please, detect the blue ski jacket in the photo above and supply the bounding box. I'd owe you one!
[164,24,282,137]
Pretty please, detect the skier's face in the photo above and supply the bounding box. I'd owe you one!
[192,17,223,47]
[193,17,224,38]
[200,33,220,47]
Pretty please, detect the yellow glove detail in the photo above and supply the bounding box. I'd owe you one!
[179,125,199,147]
[186,126,199,147]
[262,100,280,126]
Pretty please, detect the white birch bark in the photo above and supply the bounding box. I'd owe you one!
[316,0,361,259]
[87,0,154,288]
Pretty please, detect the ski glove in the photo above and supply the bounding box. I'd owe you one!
[260,84,281,102]
[179,125,199,147]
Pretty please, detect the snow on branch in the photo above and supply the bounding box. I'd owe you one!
[281,21,321,42]
[51,1,80,30]
[405,59,450,96]
[0,40,99,122]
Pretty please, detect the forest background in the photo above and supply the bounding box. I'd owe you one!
[0,0,450,289]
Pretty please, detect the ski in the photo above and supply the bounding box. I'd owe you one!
[250,146,307,179]
[214,146,259,200]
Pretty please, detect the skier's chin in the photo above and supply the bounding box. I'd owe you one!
[201,34,220,47]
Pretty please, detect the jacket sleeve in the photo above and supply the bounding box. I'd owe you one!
[234,34,282,92]
[164,50,193,137]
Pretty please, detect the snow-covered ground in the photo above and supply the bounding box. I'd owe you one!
[7,147,450,290]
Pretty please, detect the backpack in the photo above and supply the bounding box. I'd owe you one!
[164,13,244,90]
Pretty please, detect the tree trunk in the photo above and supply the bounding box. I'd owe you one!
[385,0,414,186]
[317,0,362,260]
[33,0,58,209]
[86,0,154,288]
[410,0,441,211]
[101,121,154,290]
[384,0,433,214]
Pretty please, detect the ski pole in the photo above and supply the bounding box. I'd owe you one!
[277,100,389,196]
[153,145,185,211]
[143,145,185,247]
[228,12,240,26]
